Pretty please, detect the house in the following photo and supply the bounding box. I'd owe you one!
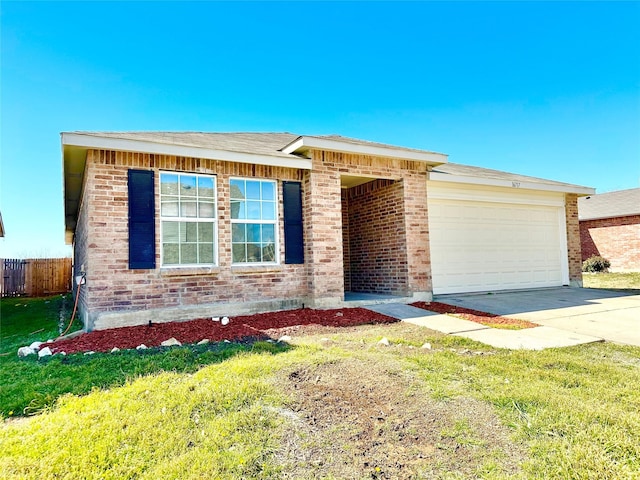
[578,188,640,271]
[62,132,594,331]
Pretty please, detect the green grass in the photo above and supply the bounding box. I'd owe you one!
[0,296,288,417]
[583,271,640,290]
[2,297,640,479]
[406,344,640,478]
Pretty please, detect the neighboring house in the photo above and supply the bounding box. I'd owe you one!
[578,188,640,271]
[61,132,594,331]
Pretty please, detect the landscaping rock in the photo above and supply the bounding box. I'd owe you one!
[38,347,53,358]
[221,316,230,326]
[29,341,43,351]
[111,347,120,353]
[378,337,391,346]
[161,337,182,347]
[278,335,292,344]
[136,344,148,351]
[421,342,432,350]
[17,346,35,357]
[197,339,210,345]
[211,317,220,322]
[84,351,95,355]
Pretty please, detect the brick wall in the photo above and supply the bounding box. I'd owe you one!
[403,172,431,294]
[580,215,640,271]
[345,179,409,295]
[306,150,430,304]
[76,147,433,327]
[77,149,307,328]
[341,190,351,292]
[565,194,583,285]
[73,162,91,324]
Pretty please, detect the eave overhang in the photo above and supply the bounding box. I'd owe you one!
[281,136,448,165]
[61,132,313,244]
[428,171,595,196]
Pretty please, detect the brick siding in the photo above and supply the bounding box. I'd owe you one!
[306,150,430,305]
[75,148,432,328]
[341,190,351,292]
[580,215,640,271]
[344,179,408,295]
[565,194,583,285]
[77,150,307,328]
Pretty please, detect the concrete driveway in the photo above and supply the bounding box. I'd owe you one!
[435,287,640,347]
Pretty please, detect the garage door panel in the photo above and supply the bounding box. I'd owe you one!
[429,196,566,294]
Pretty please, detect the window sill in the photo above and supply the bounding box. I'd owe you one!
[231,265,283,275]
[160,266,221,277]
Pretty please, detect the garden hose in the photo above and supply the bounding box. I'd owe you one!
[59,274,84,338]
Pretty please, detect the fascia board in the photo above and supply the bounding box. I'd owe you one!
[429,171,595,196]
[61,133,312,170]
[280,137,305,155]
[281,136,448,165]
[579,212,640,221]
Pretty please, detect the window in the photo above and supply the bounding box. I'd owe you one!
[160,172,217,266]
[230,178,277,264]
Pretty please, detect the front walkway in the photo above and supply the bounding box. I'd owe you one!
[365,303,603,350]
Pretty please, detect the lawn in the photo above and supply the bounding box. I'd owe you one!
[2,297,640,479]
[583,271,640,290]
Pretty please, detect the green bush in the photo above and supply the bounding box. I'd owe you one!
[582,255,611,273]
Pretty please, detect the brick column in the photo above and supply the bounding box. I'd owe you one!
[403,172,432,300]
[565,193,583,287]
[303,151,345,307]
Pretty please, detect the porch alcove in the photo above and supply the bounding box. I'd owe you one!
[340,175,409,300]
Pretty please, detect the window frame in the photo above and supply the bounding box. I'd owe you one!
[229,177,279,266]
[159,171,218,268]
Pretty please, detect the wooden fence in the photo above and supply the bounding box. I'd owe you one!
[1,258,72,297]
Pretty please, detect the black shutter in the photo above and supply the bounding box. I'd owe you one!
[128,169,156,269]
[283,181,304,264]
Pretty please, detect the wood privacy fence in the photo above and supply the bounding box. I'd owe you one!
[1,258,72,297]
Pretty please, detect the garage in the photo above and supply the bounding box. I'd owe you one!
[427,181,570,294]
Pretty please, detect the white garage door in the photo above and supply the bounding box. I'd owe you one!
[428,183,569,294]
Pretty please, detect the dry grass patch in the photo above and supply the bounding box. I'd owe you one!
[272,354,526,479]
[582,271,640,290]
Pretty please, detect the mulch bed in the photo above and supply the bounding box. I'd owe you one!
[411,302,537,329]
[44,308,397,354]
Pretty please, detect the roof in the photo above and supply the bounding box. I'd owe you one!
[431,162,595,195]
[68,131,301,159]
[61,131,450,243]
[61,131,595,244]
[578,188,640,220]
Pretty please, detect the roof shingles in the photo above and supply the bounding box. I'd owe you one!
[66,131,592,193]
[578,188,640,220]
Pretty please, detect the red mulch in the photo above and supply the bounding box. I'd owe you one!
[44,308,397,354]
[411,302,538,329]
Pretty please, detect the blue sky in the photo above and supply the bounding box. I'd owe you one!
[1,1,639,258]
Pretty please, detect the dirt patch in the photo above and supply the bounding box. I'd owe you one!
[412,302,538,329]
[272,356,526,479]
[44,308,397,354]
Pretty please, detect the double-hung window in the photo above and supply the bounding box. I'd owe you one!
[230,178,277,264]
[160,172,217,266]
